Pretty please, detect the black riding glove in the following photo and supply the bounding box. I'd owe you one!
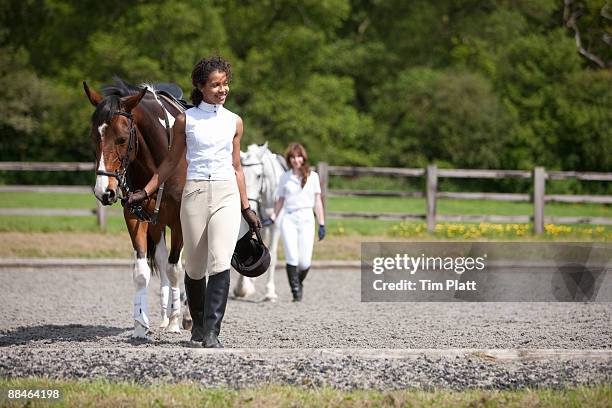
[318,224,326,241]
[242,207,262,232]
[261,218,274,227]
[127,189,148,204]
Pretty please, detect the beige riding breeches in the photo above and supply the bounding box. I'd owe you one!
[180,179,245,279]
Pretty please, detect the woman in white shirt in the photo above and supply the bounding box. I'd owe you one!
[270,143,325,301]
[128,56,260,347]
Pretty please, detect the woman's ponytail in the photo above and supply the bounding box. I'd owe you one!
[190,87,203,106]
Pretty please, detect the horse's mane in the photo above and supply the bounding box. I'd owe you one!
[102,76,142,98]
[91,77,144,132]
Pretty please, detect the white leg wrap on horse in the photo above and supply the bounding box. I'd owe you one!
[133,258,151,329]
[133,287,149,329]
[167,263,182,317]
[159,284,170,329]
[160,286,170,317]
[155,235,170,319]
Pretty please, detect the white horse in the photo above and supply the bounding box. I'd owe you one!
[234,143,287,301]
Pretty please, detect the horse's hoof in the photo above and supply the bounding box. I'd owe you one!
[166,316,181,333]
[263,294,278,302]
[132,321,149,339]
[159,316,170,329]
[234,287,256,298]
[233,288,246,298]
[182,317,193,331]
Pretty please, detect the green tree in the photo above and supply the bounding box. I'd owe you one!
[0,46,53,161]
[552,69,612,171]
[494,29,584,169]
[372,67,511,169]
[219,0,374,165]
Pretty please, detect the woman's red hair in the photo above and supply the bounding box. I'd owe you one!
[285,143,310,188]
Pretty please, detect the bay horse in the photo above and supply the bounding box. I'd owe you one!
[83,78,191,339]
[233,143,287,301]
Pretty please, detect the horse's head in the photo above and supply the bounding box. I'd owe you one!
[241,143,267,213]
[83,81,146,205]
[241,142,284,216]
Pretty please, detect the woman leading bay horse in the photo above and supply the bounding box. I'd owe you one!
[127,56,261,348]
[84,79,189,339]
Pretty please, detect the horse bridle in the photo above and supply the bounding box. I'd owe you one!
[96,110,137,195]
[95,110,154,221]
[242,161,265,213]
[242,152,283,217]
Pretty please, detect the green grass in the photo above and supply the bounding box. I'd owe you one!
[0,192,611,238]
[327,218,396,235]
[3,192,611,217]
[328,196,612,217]
[1,378,610,407]
[0,192,100,209]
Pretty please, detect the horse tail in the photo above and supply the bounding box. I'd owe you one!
[146,229,159,276]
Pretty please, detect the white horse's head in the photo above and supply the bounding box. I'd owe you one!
[241,142,286,217]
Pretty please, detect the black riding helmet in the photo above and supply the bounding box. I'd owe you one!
[231,230,270,277]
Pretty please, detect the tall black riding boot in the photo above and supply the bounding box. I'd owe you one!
[286,264,302,301]
[298,267,310,297]
[185,273,206,344]
[203,270,230,348]
[299,267,310,284]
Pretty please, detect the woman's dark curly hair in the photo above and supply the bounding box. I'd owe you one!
[190,56,232,106]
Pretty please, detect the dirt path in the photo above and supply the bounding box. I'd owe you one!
[0,265,610,389]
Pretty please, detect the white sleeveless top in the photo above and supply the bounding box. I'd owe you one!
[184,101,238,181]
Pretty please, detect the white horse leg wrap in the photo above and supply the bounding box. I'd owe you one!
[133,258,151,329]
[167,263,182,317]
[160,286,170,317]
[155,235,170,318]
[264,226,278,300]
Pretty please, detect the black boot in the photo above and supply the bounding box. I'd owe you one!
[299,267,310,284]
[286,264,302,301]
[185,273,206,344]
[203,270,230,348]
[298,267,310,297]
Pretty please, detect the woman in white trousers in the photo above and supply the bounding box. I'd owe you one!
[270,143,325,301]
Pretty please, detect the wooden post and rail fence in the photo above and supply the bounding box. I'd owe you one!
[1,162,611,233]
[315,163,612,233]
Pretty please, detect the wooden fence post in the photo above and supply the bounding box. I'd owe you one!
[96,200,107,232]
[426,164,438,232]
[318,162,329,221]
[533,166,546,234]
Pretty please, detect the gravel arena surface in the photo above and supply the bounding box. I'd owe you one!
[0,265,610,390]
